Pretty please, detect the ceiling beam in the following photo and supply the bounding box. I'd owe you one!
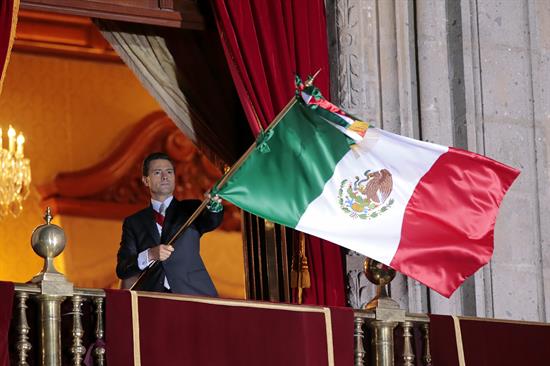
[14,10,122,62]
[20,0,204,29]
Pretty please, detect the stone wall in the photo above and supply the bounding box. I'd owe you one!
[327,0,550,321]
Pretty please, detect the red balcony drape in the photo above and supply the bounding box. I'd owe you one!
[212,0,346,307]
[0,0,19,94]
[0,282,14,366]
[430,314,550,365]
[105,289,353,366]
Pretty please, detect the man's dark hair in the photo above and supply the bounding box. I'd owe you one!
[142,152,174,177]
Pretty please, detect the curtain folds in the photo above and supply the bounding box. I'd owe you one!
[95,21,251,165]
[0,0,19,95]
[212,0,346,306]
[303,236,346,306]
[97,23,198,142]
[212,0,330,134]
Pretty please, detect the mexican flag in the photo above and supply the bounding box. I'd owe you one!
[216,87,520,298]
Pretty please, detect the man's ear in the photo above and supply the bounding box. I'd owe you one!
[142,176,149,187]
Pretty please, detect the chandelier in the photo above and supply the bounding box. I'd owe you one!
[0,126,31,218]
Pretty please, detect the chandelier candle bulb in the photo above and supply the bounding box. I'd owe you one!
[0,125,32,218]
[8,126,15,154]
[16,133,24,157]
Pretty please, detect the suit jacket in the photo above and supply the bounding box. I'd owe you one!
[116,198,223,296]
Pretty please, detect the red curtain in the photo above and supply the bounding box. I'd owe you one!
[212,0,346,306]
[0,282,14,366]
[0,0,19,94]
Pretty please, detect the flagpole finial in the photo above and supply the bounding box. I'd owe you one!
[304,69,322,87]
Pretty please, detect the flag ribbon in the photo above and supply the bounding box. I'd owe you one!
[255,129,274,153]
[295,75,370,147]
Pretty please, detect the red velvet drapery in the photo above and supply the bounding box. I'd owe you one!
[0,0,19,94]
[0,282,14,366]
[212,0,346,306]
[429,314,550,365]
[106,289,353,366]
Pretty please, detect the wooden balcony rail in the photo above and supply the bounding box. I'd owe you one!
[6,208,435,366]
[10,282,432,366]
[5,208,550,365]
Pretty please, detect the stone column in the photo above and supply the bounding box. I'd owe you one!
[527,0,550,322]
[465,0,549,321]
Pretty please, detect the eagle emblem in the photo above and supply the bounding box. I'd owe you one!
[338,169,395,219]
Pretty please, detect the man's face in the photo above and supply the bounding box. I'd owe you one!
[142,159,175,201]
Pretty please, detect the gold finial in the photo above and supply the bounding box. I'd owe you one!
[44,207,52,225]
[304,69,322,87]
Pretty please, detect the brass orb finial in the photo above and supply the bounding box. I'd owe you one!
[363,258,396,286]
[30,207,72,293]
[363,257,400,310]
[31,207,66,263]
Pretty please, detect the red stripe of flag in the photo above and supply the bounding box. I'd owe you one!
[390,147,520,297]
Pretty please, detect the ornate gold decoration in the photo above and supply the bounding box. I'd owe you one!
[290,231,310,304]
[0,125,31,218]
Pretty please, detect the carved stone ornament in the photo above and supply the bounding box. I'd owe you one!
[37,111,240,231]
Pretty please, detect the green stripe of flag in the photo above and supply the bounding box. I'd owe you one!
[217,101,350,228]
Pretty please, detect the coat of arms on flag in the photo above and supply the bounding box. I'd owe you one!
[338,169,395,220]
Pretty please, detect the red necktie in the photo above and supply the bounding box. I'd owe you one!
[155,203,166,227]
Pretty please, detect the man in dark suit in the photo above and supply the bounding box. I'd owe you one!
[116,152,223,296]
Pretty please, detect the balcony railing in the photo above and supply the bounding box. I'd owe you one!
[5,207,434,366]
[11,284,106,365]
[9,282,432,366]
[353,310,431,366]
